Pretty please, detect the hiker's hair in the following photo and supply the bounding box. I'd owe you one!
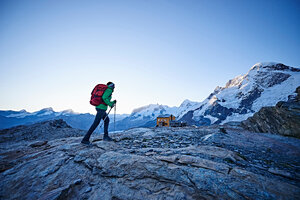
[107,81,113,85]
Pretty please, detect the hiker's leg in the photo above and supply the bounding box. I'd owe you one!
[103,112,110,137]
[82,108,103,141]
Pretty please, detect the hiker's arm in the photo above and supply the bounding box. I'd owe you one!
[102,89,115,107]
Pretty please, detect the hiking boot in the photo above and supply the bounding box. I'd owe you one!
[103,135,113,141]
[81,140,91,145]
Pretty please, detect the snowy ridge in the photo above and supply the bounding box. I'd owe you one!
[187,62,300,125]
[119,62,299,126]
[2,62,299,129]
[0,107,130,130]
[130,104,178,121]
[5,107,77,118]
[177,99,202,119]
[123,99,200,122]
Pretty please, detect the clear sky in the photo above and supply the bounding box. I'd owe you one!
[0,0,299,114]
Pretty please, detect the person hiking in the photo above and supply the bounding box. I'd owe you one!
[81,82,116,144]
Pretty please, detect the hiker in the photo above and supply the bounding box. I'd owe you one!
[81,82,117,144]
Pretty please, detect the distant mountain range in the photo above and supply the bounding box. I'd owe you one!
[114,62,300,128]
[0,108,129,130]
[1,62,299,131]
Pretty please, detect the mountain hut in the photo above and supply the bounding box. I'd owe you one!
[156,114,176,127]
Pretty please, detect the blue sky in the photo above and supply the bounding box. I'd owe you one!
[0,0,299,114]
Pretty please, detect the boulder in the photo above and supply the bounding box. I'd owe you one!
[242,87,300,138]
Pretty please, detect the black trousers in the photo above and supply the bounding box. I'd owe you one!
[82,108,109,141]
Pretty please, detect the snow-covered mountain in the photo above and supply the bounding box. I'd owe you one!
[179,62,300,125]
[116,62,300,127]
[129,102,196,121]
[1,62,299,130]
[113,100,201,129]
[129,100,201,121]
[3,108,77,119]
[0,108,129,130]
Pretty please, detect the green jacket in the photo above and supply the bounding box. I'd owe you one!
[96,86,115,111]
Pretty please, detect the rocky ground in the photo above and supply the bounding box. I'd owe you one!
[0,120,300,199]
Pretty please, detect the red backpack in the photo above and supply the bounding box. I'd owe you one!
[90,84,108,106]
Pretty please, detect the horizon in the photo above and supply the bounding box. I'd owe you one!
[2,60,300,115]
[1,61,299,115]
[1,0,299,114]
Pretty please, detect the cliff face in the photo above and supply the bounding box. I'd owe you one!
[242,87,300,138]
[1,120,300,199]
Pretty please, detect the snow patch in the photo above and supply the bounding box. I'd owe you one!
[6,112,34,118]
[204,115,219,124]
[251,71,300,111]
[220,112,254,125]
[201,133,215,141]
[250,62,279,71]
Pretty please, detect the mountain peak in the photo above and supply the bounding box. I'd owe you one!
[35,107,55,117]
[180,99,192,105]
[61,109,76,114]
[179,99,198,107]
[131,104,161,114]
[39,107,54,112]
[179,62,300,125]
[249,62,299,73]
[250,62,279,70]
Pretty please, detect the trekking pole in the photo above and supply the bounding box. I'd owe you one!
[114,102,116,132]
[99,107,113,132]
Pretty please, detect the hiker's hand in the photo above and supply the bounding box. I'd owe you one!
[112,100,117,107]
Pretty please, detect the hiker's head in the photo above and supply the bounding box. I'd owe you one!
[107,82,115,89]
